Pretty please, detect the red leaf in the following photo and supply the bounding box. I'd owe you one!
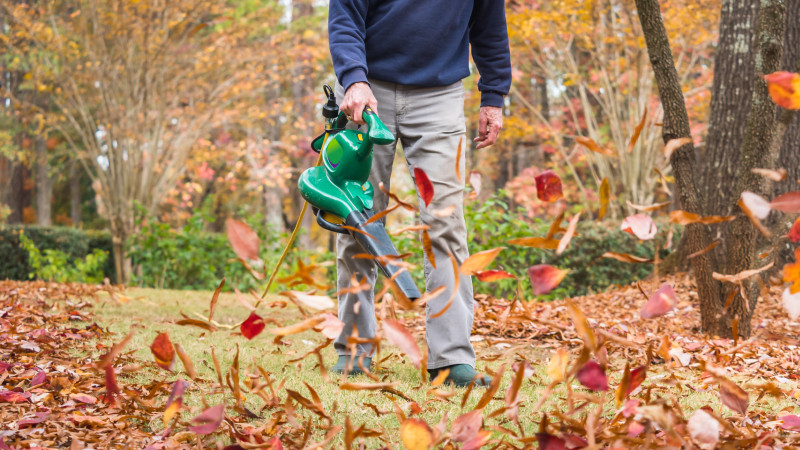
[188,404,225,435]
[536,433,567,450]
[576,360,608,391]
[451,410,483,442]
[780,414,800,429]
[103,365,120,405]
[150,332,175,370]
[789,217,800,243]
[475,270,516,282]
[383,320,422,368]
[317,313,344,339]
[226,218,260,261]
[240,312,266,340]
[413,167,435,207]
[640,283,679,319]
[770,191,800,213]
[528,265,568,295]
[461,429,491,450]
[535,170,563,202]
[626,365,647,396]
[719,378,749,415]
[30,370,47,387]
[17,411,50,428]
[0,390,30,403]
[621,214,657,240]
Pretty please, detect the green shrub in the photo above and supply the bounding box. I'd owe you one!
[0,225,115,282]
[19,232,108,283]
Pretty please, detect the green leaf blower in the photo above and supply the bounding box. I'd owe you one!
[298,85,422,301]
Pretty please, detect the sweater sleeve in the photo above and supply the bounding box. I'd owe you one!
[329,0,370,92]
[469,0,512,107]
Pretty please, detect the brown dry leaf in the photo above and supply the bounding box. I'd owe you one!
[451,410,483,442]
[474,364,506,410]
[628,107,648,153]
[713,262,774,284]
[269,316,326,337]
[208,277,225,323]
[400,418,434,450]
[174,343,198,380]
[688,240,721,259]
[627,200,672,212]
[718,377,749,415]
[598,177,610,219]
[391,224,431,235]
[366,203,401,225]
[422,229,436,269]
[379,182,418,211]
[565,299,597,351]
[546,348,569,383]
[460,247,504,275]
[283,291,335,311]
[557,212,581,255]
[576,136,616,157]
[431,254,460,318]
[602,252,654,264]
[751,167,787,182]
[95,328,135,369]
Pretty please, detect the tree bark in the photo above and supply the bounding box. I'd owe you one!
[702,0,760,217]
[34,136,52,226]
[776,0,800,196]
[634,0,722,333]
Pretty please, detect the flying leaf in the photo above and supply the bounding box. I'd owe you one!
[173,343,198,380]
[431,204,457,218]
[640,283,679,319]
[627,200,672,212]
[150,332,175,370]
[627,107,647,153]
[241,312,266,340]
[789,217,800,243]
[507,237,560,249]
[413,167,434,207]
[598,177,609,219]
[687,408,720,448]
[546,348,569,383]
[575,136,615,157]
[285,291,335,310]
[782,287,800,319]
[783,249,800,294]
[317,313,345,339]
[462,430,491,450]
[269,315,325,337]
[103,365,119,406]
[740,191,771,219]
[536,433,567,450]
[713,262,773,284]
[528,265,568,295]
[400,418,434,450]
[557,212,581,254]
[565,299,597,351]
[663,137,693,159]
[615,363,632,407]
[627,365,647,397]
[455,137,463,182]
[764,71,800,110]
[459,247,504,275]
[751,167,787,181]
[469,171,482,198]
[226,218,260,261]
[769,191,800,213]
[188,404,225,435]
[576,360,608,391]
[208,277,225,323]
[602,252,653,264]
[669,210,735,226]
[422,230,436,269]
[535,170,564,202]
[718,378,749,415]
[780,414,800,430]
[621,214,657,240]
[383,320,422,368]
[475,270,516,282]
[164,379,188,426]
[451,410,483,443]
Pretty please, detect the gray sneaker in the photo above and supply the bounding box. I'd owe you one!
[331,355,372,376]
[428,364,492,387]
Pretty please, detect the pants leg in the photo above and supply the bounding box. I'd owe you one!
[396,81,476,370]
[333,79,398,357]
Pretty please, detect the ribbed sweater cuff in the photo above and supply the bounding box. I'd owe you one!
[341,69,369,93]
[480,91,505,108]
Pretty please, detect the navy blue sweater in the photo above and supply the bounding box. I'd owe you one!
[328,0,512,107]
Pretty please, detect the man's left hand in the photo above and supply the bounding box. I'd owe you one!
[474,106,503,149]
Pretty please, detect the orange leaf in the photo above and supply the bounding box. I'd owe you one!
[627,200,672,212]
[669,210,735,226]
[400,418,434,450]
[598,177,609,219]
[459,247,504,275]
[535,170,563,202]
[576,136,615,157]
[565,299,597,351]
[783,248,800,294]
[208,278,225,323]
[764,71,800,110]
[422,229,436,269]
[150,332,175,370]
[627,106,647,153]
[602,252,653,264]
[546,348,569,383]
[455,137,463,182]
[414,167,434,207]
[507,237,560,249]
[226,218,260,261]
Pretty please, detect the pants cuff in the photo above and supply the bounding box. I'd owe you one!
[426,358,475,370]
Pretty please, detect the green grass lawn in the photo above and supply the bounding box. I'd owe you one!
[84,287,799,447]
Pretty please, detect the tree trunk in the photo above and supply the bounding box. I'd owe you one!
[634,0,721,334]
[702,0,760,217]
[720,0,785,339]
[34,136,52,226]
[70,161,82,226]
[776,0,800,195]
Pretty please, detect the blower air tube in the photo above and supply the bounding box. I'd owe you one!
[345,210,422,301]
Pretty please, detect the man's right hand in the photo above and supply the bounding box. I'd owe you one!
[341,82,378,125]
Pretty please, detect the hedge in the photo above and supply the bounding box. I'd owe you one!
[0,225,116,282]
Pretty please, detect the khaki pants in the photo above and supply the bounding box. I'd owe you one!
[333,79,476,370]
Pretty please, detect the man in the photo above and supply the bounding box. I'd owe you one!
[328,0,511,387]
